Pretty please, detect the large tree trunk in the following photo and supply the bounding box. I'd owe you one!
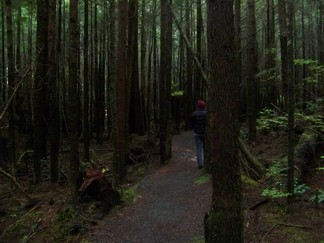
[204,0,243,242]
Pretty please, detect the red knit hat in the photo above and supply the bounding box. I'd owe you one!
[198,100,205,109]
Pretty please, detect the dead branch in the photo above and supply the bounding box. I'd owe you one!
[278,222,312,229]
[0,167,32,200]
[249,199,268,210]
[261,224,277,243]
[0,62,36,127]
[168,1,209,88]
[239,139,266,179]
[6,204,40,231]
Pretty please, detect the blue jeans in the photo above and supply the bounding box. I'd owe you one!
[195,134,204,167]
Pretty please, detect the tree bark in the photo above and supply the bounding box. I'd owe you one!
[204,0,243,242]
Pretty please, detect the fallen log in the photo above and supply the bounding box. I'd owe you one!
[293,129,321,175]
[239,139,266,180]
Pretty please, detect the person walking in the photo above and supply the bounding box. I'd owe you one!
[192,100,207,169]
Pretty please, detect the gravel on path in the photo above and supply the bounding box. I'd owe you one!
[91,131,212,243]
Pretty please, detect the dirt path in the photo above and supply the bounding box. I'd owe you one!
[91,131,212,242]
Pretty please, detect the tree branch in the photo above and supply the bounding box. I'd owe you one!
[0,167,32,200]
[168,1,209,88]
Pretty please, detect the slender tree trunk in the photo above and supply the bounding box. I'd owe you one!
[185,0,193,129]
[204,0,243,241]
[160,0,172,164]
[5,0,16,176]
[48,0,60,183]
[15,0,21,86]
[140,0,147,131]
[152,0,159,129]
[1,0,6,103]
[34,0,49,183]
[246,0,258,141]
[286,0,295,206]
[318,0,324,97]
[108,0,117,172]
[266,0,276,107]
[83,0,90,161]
[68,0,80,194]
[278,0,288,110]
[26,1,34,135]
[195,0,202,102]
[129,0,145,135]
[115,0,128,184]
[235,0,245,122]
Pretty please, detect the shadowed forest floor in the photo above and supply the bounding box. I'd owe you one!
[0,131,323,242]
[90,131,324,243]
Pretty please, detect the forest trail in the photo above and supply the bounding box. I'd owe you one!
[91,131,212,242]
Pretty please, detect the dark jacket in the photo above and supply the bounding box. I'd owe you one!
[192,109,207,135]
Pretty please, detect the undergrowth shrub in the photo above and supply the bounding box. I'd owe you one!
[261,160,311,200]
[257,108,287,134]
[54,207,87,242]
